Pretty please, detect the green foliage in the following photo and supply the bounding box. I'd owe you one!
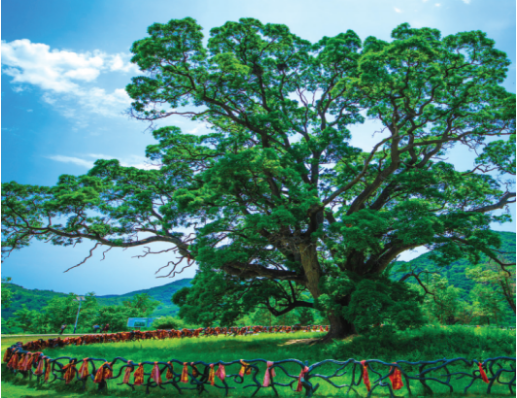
[94,305,134,332]
[2,18,515,336]
[319,276,425,334]
[423,277,473,325]
[1,277,13,309]
[469,284,505,325]
[152,316,187,330]
[122,293,159,316]
[1,279,191,322]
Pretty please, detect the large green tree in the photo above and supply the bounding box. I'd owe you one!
[2,19,515,339]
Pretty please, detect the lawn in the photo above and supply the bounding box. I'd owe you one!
[2,326,515,397]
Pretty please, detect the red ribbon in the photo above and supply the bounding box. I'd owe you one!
[151,362,162,385]
[389,363,404,390]
[361,360,371,392]
[478,361,489,384]
[296,366,309,392]
[122,361,134,384]
[215,364,226,381]
[263,361,276,387]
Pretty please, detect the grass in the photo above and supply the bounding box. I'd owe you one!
[2,326,515,397]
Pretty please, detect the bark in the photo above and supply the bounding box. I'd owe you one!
[298,241,322,297]
[324,311,356,341]
[297,241,356,341]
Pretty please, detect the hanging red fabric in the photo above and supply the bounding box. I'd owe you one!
[478,362,489,384]
[133,363,145,386]
[263,361,276,387]
[122,361,134,384]
[389,363,404,390]
[78,358,90,379]
[165,361,174,380]
[215,364,226,381]
[208,364,216,386]
[151,362,162,385]
[296,366,309,392]
[180,362,189,383]
[360,360,371,392]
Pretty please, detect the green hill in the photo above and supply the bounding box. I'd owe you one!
[1,278,192,320]
[391,231,515,296]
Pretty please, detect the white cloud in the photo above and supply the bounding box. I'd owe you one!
[1,39,139,117]
[394,7,402,13]
[48,155,94,168]
[461,0,471,3]
[48,153,160,170]
[435,3,441,6]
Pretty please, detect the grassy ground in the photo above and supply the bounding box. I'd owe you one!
[2,326,515,397]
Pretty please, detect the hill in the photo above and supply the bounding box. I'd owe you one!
[391,231,515,296]
[1,278,192,320]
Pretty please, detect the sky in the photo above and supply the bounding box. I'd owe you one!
[1,0,516,295]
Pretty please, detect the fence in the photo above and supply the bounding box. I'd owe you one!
[2,326,516,397]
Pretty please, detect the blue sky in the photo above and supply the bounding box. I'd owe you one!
[2,0,515,295]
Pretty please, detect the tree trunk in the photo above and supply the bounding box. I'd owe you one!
[297,241,356,341]
[323,311,356,341]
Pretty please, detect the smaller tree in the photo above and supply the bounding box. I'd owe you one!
[44,294,80,331]
[466,260,516,315]
[470,284,504,325]
[94,306,134,332]
[123,293,159,317]
[6,305,48,334]
[423,277,472,325]
[1,277,13,309]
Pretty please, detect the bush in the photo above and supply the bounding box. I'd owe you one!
[152,316,187,330]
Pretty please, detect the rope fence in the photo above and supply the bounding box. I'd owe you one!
[2,325,515,397]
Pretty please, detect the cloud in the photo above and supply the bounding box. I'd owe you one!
[394,7,402,13]
[48,155,94,168]
[435,3,441,6]
[461,0,471,3]
[1,39,139,117]
[48,153,160,170]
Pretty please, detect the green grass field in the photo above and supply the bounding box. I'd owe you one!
[2,326,515,397]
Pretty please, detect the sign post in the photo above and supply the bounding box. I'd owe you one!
[73,296,85,334]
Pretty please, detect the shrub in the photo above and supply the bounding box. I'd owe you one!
[152,316,187,330]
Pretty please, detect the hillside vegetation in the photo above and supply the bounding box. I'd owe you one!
[1,278,192,321]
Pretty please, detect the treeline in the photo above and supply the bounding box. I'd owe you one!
[1,288,160,334]
[0,279,191,320]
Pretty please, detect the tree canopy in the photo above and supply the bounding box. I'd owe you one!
[2,19,515,338]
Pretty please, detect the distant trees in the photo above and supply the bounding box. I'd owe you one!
[123,293,159,316]
[466,260,516,315]
[1,277,13,309]
[5,292,160,333]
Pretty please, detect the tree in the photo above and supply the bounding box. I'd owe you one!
[2,19,515,340]
[1,277,13,309]
[423,276,472,325]
[123,293,159,316]
[6,305,48,334]
[470,284,504,325]
[466,259,516,315]
[94,305,133,332]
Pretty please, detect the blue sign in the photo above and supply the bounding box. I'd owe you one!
[127,317,155,327]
